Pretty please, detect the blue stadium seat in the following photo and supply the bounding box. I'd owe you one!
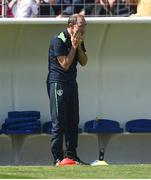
[2,111,41,134]
[2,129,41,134]
[42,121,82,134]
[84,119,123,133]
[2,120,41,130]
[5,117,38,125]
[8,111,40,119]
[126,119,151,133]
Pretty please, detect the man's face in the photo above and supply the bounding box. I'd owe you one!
[72,16,87,36]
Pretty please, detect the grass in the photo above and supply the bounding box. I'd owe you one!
[0,165,151,179]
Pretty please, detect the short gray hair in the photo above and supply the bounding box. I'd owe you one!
[67,14,84,27]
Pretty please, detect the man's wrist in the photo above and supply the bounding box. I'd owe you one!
[71,45,77,50]
[78,43,83,51]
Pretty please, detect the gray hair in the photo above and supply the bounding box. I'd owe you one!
[67,14,84,27]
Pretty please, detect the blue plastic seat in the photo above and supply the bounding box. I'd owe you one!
[2,111,42,134]
[84,119,123,133]
[2,121,41,130]
[8,111,40,119]
[5,117,38,125]
[126,119,151,133]
[42,121,82,134]
[2,129,41,135]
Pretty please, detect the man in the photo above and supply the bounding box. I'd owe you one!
[47,14,88,165]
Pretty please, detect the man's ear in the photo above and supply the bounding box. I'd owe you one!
[68,23,74,29]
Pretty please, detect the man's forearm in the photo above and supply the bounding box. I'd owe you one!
[78,45,87,66]
[64,46,77,70]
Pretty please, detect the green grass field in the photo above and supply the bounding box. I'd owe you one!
[0,165,151,179]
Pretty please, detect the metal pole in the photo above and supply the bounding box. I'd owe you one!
[2,0,6,17]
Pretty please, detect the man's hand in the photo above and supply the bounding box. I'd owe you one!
[71,31,82,49]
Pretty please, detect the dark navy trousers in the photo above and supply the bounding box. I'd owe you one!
[48,81,79,161]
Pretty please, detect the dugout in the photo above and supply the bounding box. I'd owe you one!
[0,18,151,164]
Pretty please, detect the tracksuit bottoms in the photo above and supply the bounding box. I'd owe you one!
[47,81,79,162]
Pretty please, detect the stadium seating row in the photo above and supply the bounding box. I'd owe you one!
[2,111,151,134]
[0,111,98,165]
[1,111,151,165]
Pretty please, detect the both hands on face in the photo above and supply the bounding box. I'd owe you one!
[71,31,84,49]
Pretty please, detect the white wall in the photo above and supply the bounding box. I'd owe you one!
[93,24,151,128]
[0,23,151,129]
[79,23,151,128]
[1,21,151,164]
